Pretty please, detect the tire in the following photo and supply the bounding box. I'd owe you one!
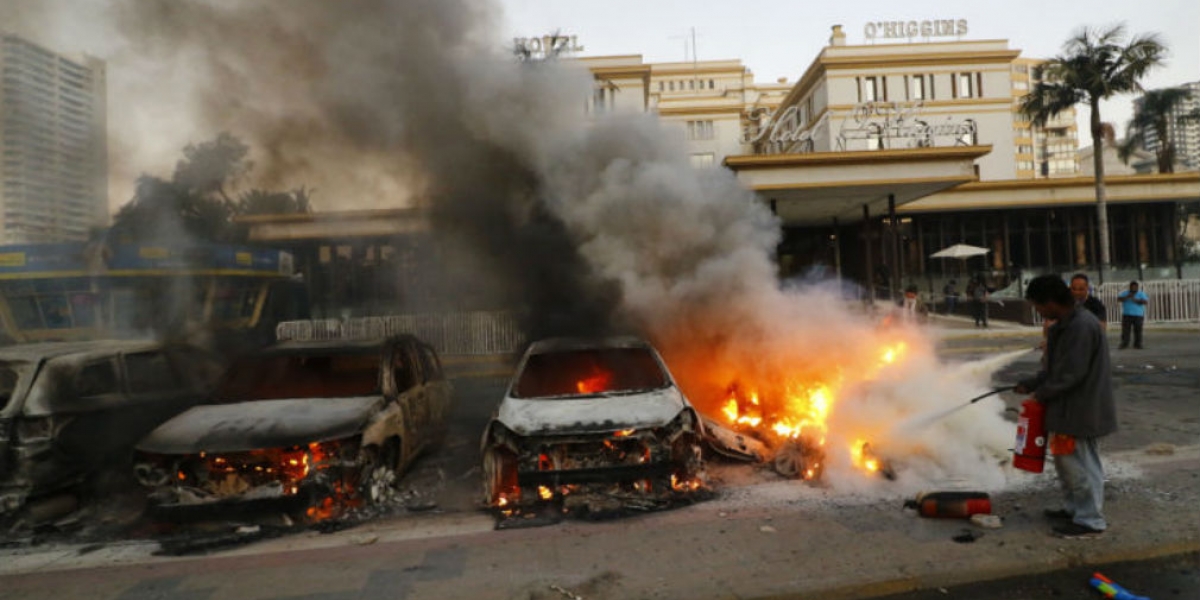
[359,442,399,506]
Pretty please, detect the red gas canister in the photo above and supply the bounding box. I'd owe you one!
[905,491,992,518]
[1013,398,1047,473]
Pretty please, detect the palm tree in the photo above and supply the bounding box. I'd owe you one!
[1020,25,1166,279]
[1119,87,1192,173]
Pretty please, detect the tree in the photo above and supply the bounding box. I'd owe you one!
[110,175,235,244]
[172,132,253,203]
[1119,87,1192,173]
[1020,25,1165,280]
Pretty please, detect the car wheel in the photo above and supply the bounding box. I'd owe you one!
[482,447,517,507]
[359,443,399,505]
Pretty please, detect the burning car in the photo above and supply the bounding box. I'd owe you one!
[481,337,706,519]
[0,341,224,516]
[133,335,450,519]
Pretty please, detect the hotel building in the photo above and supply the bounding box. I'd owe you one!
[0,32,108,244]
[579,25,1197,296]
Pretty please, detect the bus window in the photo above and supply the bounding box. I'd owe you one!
[39,295,72,329]
[9,296,44,329]
[212,282,260,321]
[68,293,98,328]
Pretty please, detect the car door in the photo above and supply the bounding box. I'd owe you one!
[0,362,27,480]
[390,340,425,458]
[120,350,198,446]
[388,340,422,456]
[416,343,450,439]
[52,357,125,473]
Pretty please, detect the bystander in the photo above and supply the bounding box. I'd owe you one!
[1117,281,1149,349]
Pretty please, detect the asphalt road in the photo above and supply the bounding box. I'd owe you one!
[2,327,1198,600]
[874,551,1200,600]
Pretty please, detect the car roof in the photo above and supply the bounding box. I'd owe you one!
[261,334,427,355]
[0,339,167,363]
[525,336,654,355]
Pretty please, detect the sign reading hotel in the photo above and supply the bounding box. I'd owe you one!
[865,19,967,40]
[513,34,584,58]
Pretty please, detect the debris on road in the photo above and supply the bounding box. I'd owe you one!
[970,514,1003,529]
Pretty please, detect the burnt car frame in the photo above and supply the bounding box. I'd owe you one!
[481,337,706,516]
[133,335,451,517]
[0,340,223,515]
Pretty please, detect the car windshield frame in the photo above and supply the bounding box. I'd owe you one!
[510,346,671,399]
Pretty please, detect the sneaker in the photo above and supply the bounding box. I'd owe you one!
[1043,509,1073,520]
[1053,522,1104,539]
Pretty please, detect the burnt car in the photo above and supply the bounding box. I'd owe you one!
[133,335,450,517]
[481,337,706,517]
[0,341,223,515]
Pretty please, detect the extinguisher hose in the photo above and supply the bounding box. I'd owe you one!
[967,386,1014,404]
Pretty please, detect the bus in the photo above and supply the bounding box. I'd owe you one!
[0,242,308,348]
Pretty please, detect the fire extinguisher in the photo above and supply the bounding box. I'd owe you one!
[1013,398,1046,473]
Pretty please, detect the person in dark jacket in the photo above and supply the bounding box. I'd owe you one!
[1016,274,1116,539]
[1069,273,1107,330]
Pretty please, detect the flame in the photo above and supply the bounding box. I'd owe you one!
[613,429,636,437]
[850,439,881,474]
[698,336,914,482]
[538,486,553,500]
[575,368,613,394]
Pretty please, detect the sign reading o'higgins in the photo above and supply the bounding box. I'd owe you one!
[865,19,967,40]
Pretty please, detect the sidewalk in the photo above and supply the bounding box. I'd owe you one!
[2,446,1197,600]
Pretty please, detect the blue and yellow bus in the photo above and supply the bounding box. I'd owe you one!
[0,242,307,346]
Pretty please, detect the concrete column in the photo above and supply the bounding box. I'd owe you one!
[862,204,873,304]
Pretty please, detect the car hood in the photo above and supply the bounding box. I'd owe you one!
[496,387,687,436]
[136,396,382,454]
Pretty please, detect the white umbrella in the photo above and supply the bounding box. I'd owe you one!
[929,243,989,259]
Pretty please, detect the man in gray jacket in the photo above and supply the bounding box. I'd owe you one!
[1016,274,1116,539]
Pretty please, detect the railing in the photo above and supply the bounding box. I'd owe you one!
[276,311,526,355]
[1030,279,1200,325]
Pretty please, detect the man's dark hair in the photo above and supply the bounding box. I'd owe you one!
[1071,273,1089,285]
[1129,280,1139,288]
[1025,274,1073,306]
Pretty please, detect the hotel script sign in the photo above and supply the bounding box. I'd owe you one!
[743,100,978,153]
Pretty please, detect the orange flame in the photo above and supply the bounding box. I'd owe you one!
[576,370,613,394]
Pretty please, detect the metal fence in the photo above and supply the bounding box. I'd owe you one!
[276,311,526,355]
[1031,279,1200,325]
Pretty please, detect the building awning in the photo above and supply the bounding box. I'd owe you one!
[724,145,991,226]
[900,172,1200,213]
[235,208,430,243]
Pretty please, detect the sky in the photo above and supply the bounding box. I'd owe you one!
[498,0,1200,140]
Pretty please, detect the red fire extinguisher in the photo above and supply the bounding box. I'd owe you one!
[1013,398,1046,473]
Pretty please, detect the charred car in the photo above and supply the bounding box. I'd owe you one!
[481,337,706,517]
[133,335,450,517]
[0,341,223,515]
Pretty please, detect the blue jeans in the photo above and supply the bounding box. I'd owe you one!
[1052,436,1107,530]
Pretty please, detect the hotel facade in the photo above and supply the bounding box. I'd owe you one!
[581,25,1199,297]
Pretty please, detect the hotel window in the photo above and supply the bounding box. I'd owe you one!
[860,76,878,102]
[592,86,610,112]
[910,75,925,100]
[686,120,715,140]
[689,153,715,169]
[669,81,675,91]
[658,81,664,91]
[708,79,715,89]
[956,73,974,98]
